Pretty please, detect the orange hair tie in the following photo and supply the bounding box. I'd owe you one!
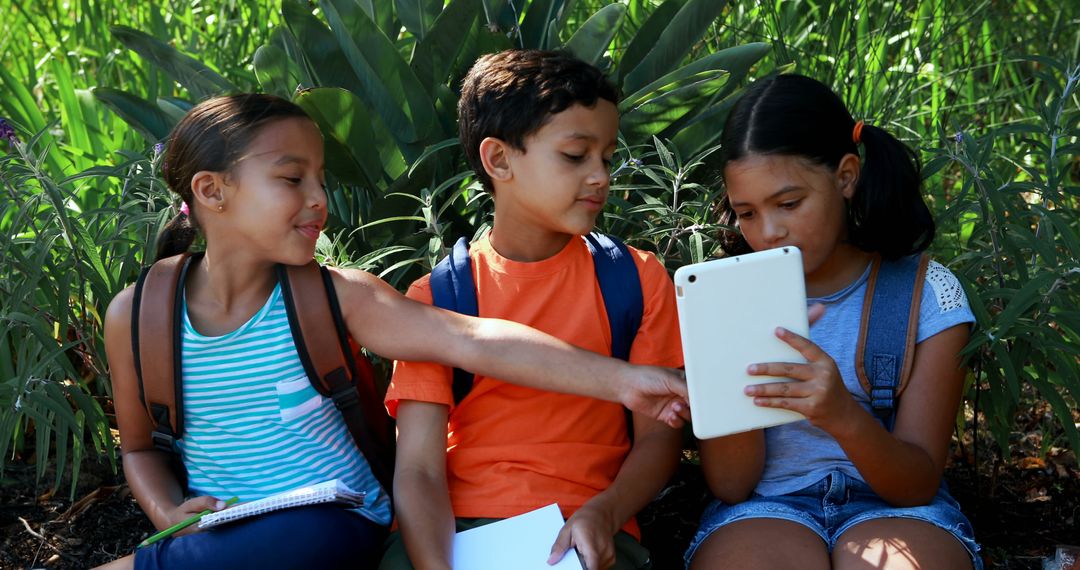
[852,120,865,145]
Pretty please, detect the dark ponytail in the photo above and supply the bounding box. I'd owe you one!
[155,212,198,261]
[153,93,311,262]
[717,74,934,259]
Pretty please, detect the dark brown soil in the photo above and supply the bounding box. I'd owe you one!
[2,421,1078,569]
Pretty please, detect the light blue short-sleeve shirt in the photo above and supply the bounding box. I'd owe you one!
[755,260,975,496]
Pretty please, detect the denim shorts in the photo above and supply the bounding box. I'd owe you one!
[684,471,982,569]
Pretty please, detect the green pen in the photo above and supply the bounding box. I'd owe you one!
[138,496,239,548]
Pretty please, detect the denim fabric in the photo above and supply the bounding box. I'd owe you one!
[134,504,387,570]
[685,471,982,569]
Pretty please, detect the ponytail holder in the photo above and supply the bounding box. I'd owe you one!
[852,120,865,145]
[179,202,190,217]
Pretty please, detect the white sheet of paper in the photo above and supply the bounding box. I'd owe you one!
[451,503,583,570]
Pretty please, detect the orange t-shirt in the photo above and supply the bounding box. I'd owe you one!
[385,236,683,538]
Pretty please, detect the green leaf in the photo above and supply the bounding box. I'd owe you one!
[295,87,403,187]
[320,0,437,147]
[254,44,304,99]
[156,97,193,125]
[282,0,351,81]
[0,60,49,132]
[994,271,1058,336]
[669,89,738,157]
[480,0,515,32]
[92,88,175,143]
[1030,369,1080,463]
[564,4,626,67]
[411,0,482,93]
[622,0,730,95]
[49,58,93,163]
[395,0,444,40]
[617,0,686,87]
[623,43,767,125]
[520,0,568,49]
[110,26,234,100]
[408,138,462,177]
[620,70,729,142]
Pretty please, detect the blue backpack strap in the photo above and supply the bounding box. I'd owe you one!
[584,233,643,361]
[430,234,644,406]
[855,253,930,430]
[430,237,479,404]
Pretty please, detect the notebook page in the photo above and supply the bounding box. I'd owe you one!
[452,503,582,569]
[198,479,364,529]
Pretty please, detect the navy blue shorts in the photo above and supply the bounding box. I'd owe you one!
[134,504,387,570]
[685,471,982,569]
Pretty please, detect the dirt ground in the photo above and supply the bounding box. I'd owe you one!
[3,419,1079,569]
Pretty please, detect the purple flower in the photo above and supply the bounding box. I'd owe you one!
[953,131,964,144]
[153,142,165,156]
[0,118,17,144]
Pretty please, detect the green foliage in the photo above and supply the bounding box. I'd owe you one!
[1,124,166,497]
[927,61,1080,457]
[0,0,278,494]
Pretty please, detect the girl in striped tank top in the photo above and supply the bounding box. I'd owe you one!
[97,94,690,570]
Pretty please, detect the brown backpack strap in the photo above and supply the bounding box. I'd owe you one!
[896,253,930,397]
[132,253,196,453]
[277,262,395,497]
[855,253,931,413]
[854,255,883,397]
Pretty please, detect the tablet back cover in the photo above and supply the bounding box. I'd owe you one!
[674,247,809,439]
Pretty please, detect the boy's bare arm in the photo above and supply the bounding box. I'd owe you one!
[549,416,681,569]
[394,401,456,570]
[331,268,689,427]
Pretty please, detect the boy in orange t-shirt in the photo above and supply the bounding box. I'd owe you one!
[381,49,683,570]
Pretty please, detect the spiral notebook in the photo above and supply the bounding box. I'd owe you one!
[198,479,365,529]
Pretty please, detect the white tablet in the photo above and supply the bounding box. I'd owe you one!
[674,246,809,439]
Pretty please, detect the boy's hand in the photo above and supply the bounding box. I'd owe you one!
[548,503,617,570]
[621,366,690,428]
[160,496,228,536]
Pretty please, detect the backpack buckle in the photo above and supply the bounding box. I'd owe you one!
[151,429,179,453]
[330,386,360,411]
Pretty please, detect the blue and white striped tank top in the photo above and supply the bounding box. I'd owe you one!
[177,283,391,525]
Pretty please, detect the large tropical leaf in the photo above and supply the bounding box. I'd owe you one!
[320,0,438,148]
[110,26,235,100]
[621,0,730,94]
[622,43,769,109]
[396,0,444,40]
[254,44,304,99]
[520,0,569,49]
[564,4,626,67]
[620,70,729,142]
[296,87,407,187]
[616,0,686,86]
[411,0,483,93]
[92,88,175,142]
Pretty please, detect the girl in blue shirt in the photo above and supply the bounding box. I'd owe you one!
[687,74,981,570]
